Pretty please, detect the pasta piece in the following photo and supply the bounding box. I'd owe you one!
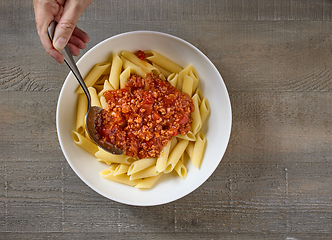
[191,132,207,168]
[94,75,109,93]
[100,168,142,186]
[200,97,210,126]
[135,173,163,189]
[119,67,131,89]
[144,50,182,73]
[156,140,172,172]
[194,88,203,105]
[177,65,191,91]
[121,50,160,75]
[167,73,178,87]
[176,131,196,141]
[114,164,130,176]
[191,94,202,135]
[71,130,99,155]
[129,166,159,180]
[170,137,178,152]
[98,159,116,166]
[75,93,88,135]
[174,160,188,179]
[109,53,123,90]
[95,148,135,165]
[189,66,199,91]
[84,127,92,140]
[95,74,109,85]
[121,56,147,78]
[127,158,157,175]
[99,95,108,109]
[152,63,172,77]
[76,62,111,94]
[182,75,194,97]
[98,80,114,97]
[158,73,166,81]
[186,141,195,159]
[88,87,102,108]
[164,139,189,173]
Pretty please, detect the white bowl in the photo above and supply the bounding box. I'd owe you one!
[57,31,232,206]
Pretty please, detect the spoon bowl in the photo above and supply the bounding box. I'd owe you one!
[48,20,124,155]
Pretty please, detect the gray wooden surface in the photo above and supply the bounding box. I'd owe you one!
[1,0,332,239]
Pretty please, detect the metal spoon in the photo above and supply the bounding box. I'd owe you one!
[48,20,124,155]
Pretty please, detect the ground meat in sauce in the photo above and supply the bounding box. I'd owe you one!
[95,73,195,159]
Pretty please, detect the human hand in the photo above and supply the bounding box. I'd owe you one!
[33,0,93,63]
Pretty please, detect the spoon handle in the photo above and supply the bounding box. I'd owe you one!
[47,20,91,107]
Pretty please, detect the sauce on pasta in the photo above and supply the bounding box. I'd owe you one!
[95,73,194,159]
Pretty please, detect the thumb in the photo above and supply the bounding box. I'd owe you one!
[52,2,84,51]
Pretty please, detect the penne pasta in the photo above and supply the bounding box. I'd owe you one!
[164,139,189,173]
[144,50,182,73]
[200,97,210,126]
[71,130,99,156]
[129,166,159,180]
[95,74,109,85]
[177,65,191,91]
[191,132,207,168]
[95,148,135,165]
[98,80,114,97]
[152,62,172,77]
[109,53,123,90]
[121,56,147,78]
[94,75,109,92]
[189,66,199,91]
[170,137,178,152]
[191,94,202,135]
[127,158,157,175]
[76,62,111,94]
[88,87,102,108]
[158,73,166,81]
[174,160,188,179]
[182,75,194,97]
[195,88,203,105]
[176,131,196,141]
[119,67,131,89]
[167,73,178,87]
[122,50,160,75]
[75,93,88,135]
[99,95,108,109]
[100,168,142,186]
[98,159,116,166]
[114,164,130,176]
[186,141,195,159]
[135,173,163,189]
[156,140,172,172]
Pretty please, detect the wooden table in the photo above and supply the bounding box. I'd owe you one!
[1,0,332,239]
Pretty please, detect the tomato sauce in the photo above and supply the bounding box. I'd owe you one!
[95,73,194,159]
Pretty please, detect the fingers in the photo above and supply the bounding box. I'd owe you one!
[33,0,92,62]
[34,0,65,62]
[53,0,92,51]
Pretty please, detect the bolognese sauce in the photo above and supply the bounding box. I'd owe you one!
[95,73,194,159]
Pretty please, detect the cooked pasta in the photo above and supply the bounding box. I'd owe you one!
[71,130,99,155]
[75,93,88,135]
[71,50,210,189]
[191,132,207,168]
[76,62,111,94]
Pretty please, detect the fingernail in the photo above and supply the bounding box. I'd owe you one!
[54,37,67,51]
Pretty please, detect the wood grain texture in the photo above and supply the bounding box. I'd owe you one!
[1,0,332,239]
[2,20,332,92]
